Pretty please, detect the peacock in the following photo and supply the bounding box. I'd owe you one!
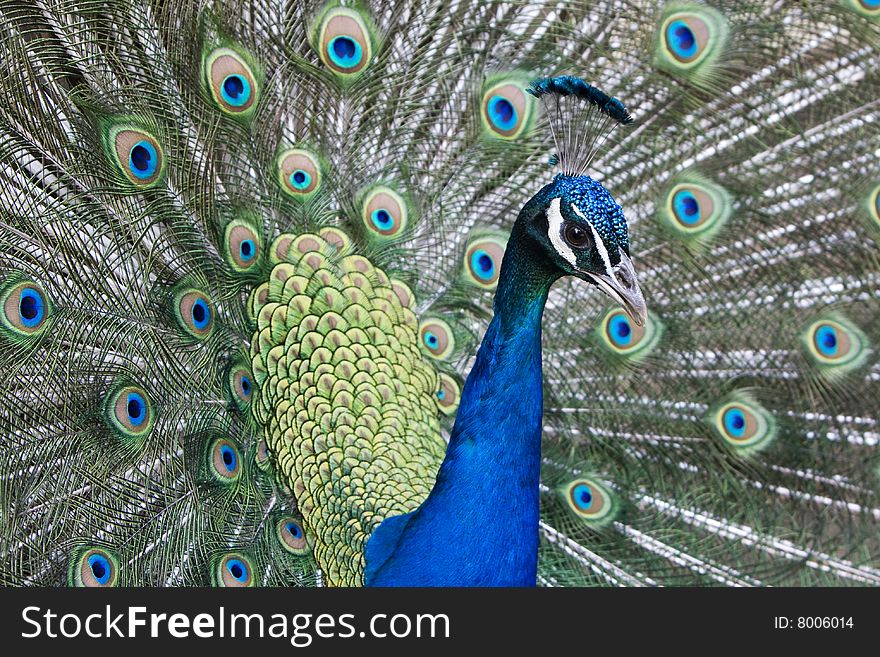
[0,0,878,588]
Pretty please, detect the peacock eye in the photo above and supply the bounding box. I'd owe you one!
[204,48,259,117]
[2,280,50,337]
[175,289,215,339]
[107,126,165,187]
[72,548,119,587]
[276,516,310,555]
[278,148,322,198]
[208,437,241,482]
[563,223,591,249]
[223,220,262,273]
[214,553,255,587]
[314,7,374,78]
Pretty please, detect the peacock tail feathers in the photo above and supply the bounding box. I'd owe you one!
[0,0,878,586]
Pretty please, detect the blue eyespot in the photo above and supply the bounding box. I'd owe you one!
[220,444,237,472]
[672,190,701,225]
[286,522,303,539]
[667,20,698,59]
[860,0,880,8]
[469,249,495,281]
[487,95,518,132]
[370,208,394,231]
[126,391,147,427]
[437,389,446,400]
[226,558,248,582]
[723,407,746,438]
[572,483,593,511]
[328,36,362,70]
[289,170,312,190]
[18,287,46,328]
[87,553,112,585]
[191,298,211,330]
[424,331,439,348]
[129,140,158,180]
[240,375,251,397]
[815,325,838,357]
[608,313,633,347]
[239,239,256,262]
[221,74,251,107]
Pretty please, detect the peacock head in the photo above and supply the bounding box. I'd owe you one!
[516,173,646,326]
[514,75,645,325]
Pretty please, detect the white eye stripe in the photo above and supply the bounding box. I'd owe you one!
[570,203,615,277]
[547,197,577,267]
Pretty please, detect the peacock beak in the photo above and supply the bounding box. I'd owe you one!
[582,250,647,327]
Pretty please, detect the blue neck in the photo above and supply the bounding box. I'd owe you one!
[365,234,557,586]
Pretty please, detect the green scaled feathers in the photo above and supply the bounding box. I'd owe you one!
[249,230,446,586]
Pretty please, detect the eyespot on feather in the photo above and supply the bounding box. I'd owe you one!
[865,184,880,230]
[435,372,461,415]
[481,77,535,139]
[802,316,869,380]
[463,234,507,290]
[204,47,259,117]
[278,148,322,198]
[228,362,255,409]
[208,437,241,482]
[710,394,776,455]
[105,384,153,439]
[255,439,271,471]
[224,219,263,273]
[846,0,880,18]
[70,548,119,587]
[418,318,455,360]
[106,125,165,187]
[1,280,50,338]
[655,7,728,83]
[560,478,616,526]
[361,186,408,239]
[315,7,374,77]
[175,289,215,339]
[597,308,662,360]
[658,176,731,245]
[214,553,255,587]
[276,516,310,555]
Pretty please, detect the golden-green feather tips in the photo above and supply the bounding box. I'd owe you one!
[1,278,50,339]
[801,315,870,381]
[312,4,376,80]
[657,174,732,246]
[654,5,729,85]
[203,46,261,118]
[69,547,119,587]
[597,307,663,360]
[212,552,256,587]
[559,477,617,527]
[359,185,410,240]
[480,74,537,140]
[103,122,165,187]
[104,383,153,440]
[709,392,776,456]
